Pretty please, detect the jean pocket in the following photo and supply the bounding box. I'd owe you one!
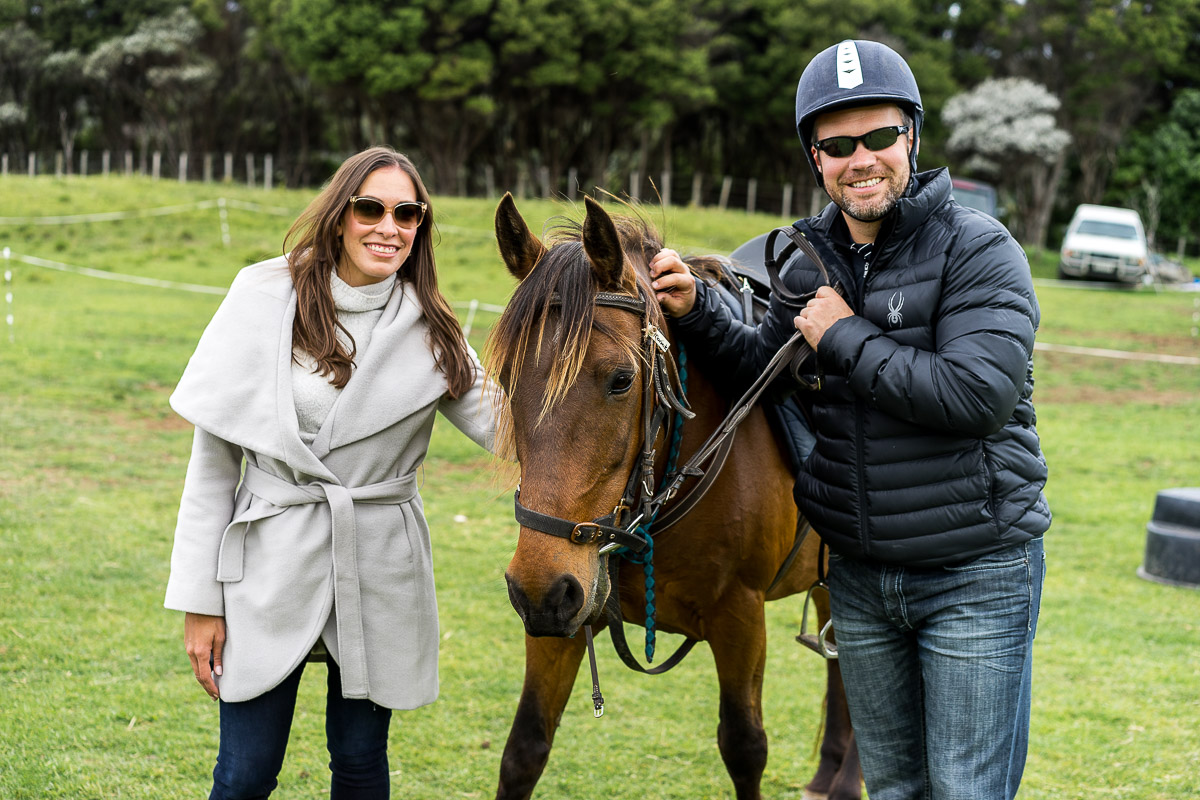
[942,541,1029,574]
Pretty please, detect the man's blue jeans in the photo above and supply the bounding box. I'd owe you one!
[209,659,392,799]
[828,537,1045,800]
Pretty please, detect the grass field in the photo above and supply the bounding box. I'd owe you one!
[1,175,1199,799]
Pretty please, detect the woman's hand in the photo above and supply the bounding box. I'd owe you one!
[185,612,226,701]
[649,249,697,318]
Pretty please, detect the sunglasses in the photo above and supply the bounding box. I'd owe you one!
[348,196,427,229]
[813,125,910,159]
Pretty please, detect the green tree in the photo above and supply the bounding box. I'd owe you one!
[83,7,216,166]
[1111,89,1200,253]
[261,0,495,193]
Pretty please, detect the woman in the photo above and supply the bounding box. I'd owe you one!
[165,146,497,798]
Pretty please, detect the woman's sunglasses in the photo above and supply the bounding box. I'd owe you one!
[348,196,427,229]
[813,125,910,159]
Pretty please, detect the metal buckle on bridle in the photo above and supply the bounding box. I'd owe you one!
[570,522,604,545]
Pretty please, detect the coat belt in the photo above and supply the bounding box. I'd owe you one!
[217,463,419,699]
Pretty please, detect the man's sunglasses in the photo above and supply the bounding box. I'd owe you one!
[348,196,427,229]
[813,125,910,159]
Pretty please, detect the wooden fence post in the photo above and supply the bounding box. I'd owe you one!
[2,154,7,177]
[27,153,36,177]
[538,166,551,198]
[101,150,110,177]
[79,150,88,177]
[629,170,640,202]
[691,173,703,207]
[55,151,63,177]
[660,170,672,206]
[264,154,273,191]
[223,152,233,183]
[810,188,824,217]
[123,151,133,175]
[178,152,188,183]
[781,183,793,219]
[203,153,213,183]
[152,151,161,179]
[746,178,757,214]
[245,154,255,187]
[718,175,732,211]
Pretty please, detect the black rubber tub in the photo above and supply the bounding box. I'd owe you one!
[1138,487,1200,589]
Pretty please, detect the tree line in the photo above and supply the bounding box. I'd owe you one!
[3,0,1200,251]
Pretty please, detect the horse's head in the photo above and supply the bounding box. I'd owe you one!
[485,193,671,637]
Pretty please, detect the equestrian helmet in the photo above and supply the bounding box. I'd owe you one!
[795,39,923,183]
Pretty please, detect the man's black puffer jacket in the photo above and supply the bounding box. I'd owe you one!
[675,168,1050,568]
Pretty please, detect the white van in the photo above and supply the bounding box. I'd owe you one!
[1058,204,1148,282]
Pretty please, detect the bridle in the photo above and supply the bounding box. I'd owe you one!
[512,286,692,557]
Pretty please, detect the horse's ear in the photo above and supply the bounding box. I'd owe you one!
[495,192,544,281]
[582,196,624,291]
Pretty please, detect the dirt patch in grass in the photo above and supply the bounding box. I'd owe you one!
[1036,383,1196,406]
[1044,329,1200,357]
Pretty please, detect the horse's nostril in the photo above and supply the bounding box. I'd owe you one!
[546,575,584,624]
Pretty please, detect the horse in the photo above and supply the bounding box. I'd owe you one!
[483,192,861,800]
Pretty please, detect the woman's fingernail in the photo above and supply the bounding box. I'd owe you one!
[214,666,223,676]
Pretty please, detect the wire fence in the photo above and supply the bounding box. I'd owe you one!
[3,199,1197,359]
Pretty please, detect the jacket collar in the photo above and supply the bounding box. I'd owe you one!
[170,257,448,480]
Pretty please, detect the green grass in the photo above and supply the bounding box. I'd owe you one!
[2,176,1199,798]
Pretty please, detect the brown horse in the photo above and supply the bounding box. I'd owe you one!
[484,193,860,800]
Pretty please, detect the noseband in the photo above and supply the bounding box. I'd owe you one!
[512,287,692,556]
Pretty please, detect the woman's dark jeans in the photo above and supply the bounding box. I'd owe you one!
[209,659,392,799]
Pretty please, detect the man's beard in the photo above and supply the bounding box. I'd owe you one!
[829,169,908,222]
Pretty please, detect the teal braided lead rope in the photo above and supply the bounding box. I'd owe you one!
[615,345,689,664]
[641,344,687,662]
[639,529,655,661]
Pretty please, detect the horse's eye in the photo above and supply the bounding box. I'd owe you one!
[608,370,636,395]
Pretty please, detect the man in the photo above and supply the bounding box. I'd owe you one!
[650,39,1050,800]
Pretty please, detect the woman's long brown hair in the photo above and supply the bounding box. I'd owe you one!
[283,146,475,397]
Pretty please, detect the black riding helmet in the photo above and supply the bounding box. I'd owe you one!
[795,40,923,187]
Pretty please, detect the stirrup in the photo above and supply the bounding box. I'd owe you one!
[796,579,838,659]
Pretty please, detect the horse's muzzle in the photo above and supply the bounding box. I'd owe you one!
[505,571,593,637]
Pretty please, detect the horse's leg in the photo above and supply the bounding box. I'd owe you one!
[802,592,863,800]
[495,633,586,800]
[708,593,770,800]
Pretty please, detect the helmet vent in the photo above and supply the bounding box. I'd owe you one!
[836,41,864,89]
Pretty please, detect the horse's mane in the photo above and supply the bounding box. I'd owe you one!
[483,206,722,462]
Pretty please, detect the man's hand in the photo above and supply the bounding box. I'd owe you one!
[795,285,853,350]
[185,612,225,701]
[649,249,697,317]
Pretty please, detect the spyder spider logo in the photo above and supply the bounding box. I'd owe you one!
[887,292,904,327]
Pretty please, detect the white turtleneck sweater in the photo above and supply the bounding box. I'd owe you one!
[292,272,396,443]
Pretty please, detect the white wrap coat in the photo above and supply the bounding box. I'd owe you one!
[164,257,496,708]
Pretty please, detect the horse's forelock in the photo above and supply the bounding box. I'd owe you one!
[483,207,668,448]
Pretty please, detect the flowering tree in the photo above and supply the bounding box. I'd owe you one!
[942,77,1070,249]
